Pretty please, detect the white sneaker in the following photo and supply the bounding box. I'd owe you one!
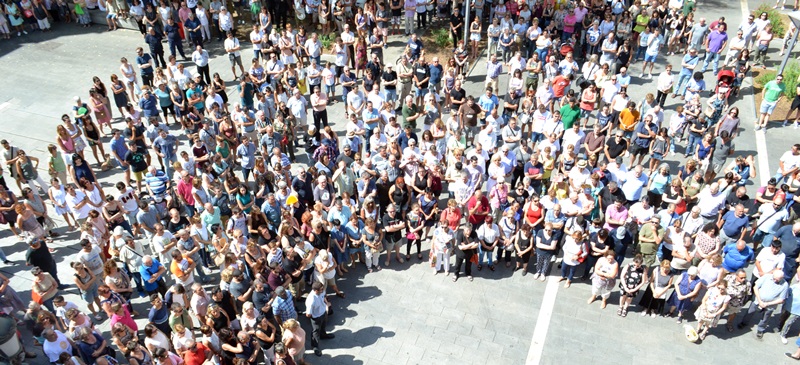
[795,122,799,129]
[539,275,546,282]
[532,273,540,280]
[22,30,27,35]
[640,73,645,78]
[784,120,790,127]
[650,313,657,318]
[647,74,653,79]
[670,151,676,156]
[783,336,789,344]
[640,311,647,316]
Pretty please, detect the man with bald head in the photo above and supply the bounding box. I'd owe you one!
[737,270,788,338]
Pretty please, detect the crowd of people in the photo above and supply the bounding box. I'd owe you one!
[3,0,800,363]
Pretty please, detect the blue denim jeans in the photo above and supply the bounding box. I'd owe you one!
[676,73,692,96]
[478,246,494,266]
[634,45,647,62]
[701,52,721,73]
[686,134,701,157]
[561,263,578,281]
[739,302,777,334]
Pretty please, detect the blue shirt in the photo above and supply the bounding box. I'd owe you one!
[721,242,754,272]
[139,259,165,292]
[429,64,443,85]
[478,94,499,113]
[139,94,160,117]
[362,108,380,129]
[236,142,257,169]
[136,54,154,75]
[110,136,130,162]
[755,274,789,303]
[327,206,352,226]
[260,201,281,229]
[153,134,178,160]
[145,170,169,198]
[787,284,800,315]
[680,53,700,75]
[720,210,750,238]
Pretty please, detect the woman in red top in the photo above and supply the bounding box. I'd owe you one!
[524,194,545,229]
[441,200,462,231]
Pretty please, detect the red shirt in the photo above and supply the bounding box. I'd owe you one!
[466,196,490,225]
[553,76,570,98]
[182,343,209,365]
[177,179,195,206]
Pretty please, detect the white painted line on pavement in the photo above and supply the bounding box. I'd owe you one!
[741,0,770,186]
[525,276,560,365]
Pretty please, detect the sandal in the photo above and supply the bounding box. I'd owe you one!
[699,332,706,340]
[621,309,627,317]
[489,265,496,271]
[477,264,482,271]
[726,324,734,332]
[452,276,458,282]
[617,308,623,316]
[417,254,423,260]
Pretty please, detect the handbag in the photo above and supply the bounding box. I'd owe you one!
[371,240,383,253]
[23,9,33,18]
[31,290,43,304]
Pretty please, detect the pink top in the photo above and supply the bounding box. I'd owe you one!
[604,205,628,231]
[111,307,138,332]
[285,327,306,357]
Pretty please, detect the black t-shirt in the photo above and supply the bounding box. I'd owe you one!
[165,216,191,234]
[124,125,148,150]
[450,13,463,33]
[508,189,529,206]
[252,288,274,319]
[689,118,707,137]
[414,63,430,88]
[605,138,628,159]
[382,70,397,90]
[213,291,237,320]
[726,191,752,212]
[26,243,55,272]
[450,88,465,110]
[454,228,477,257]
[589,232,612,256]
[503,93,520,114]
[280,255,303,283]
[599,186,626,211]
[336,153,355,166]
[124,149,148,173]
[382,213,403,242]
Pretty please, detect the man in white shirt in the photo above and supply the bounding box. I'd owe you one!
[724,29,747,67]
[191,45,211,84]
[561,123,586,152]
[287,88,309,131]
[42,329,74,363]
[264,53,285,90]
[304,33,323,65]
[695,182,733,223]
[754,242,786,279]
[621,165,648,203]
[305,281,333,357]
[224,31,245,78]
[346,84,367,119]
[776,144,800,184]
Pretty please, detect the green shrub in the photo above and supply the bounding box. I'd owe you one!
[433,28,451,49]
[320,34,334,50]
[754,4,787,37]
[755,61,800,99]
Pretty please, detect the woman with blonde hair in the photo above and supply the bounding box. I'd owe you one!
[281,318,306,364]
[694,280,730,340]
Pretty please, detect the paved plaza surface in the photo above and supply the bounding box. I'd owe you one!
[0,0,799,363]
